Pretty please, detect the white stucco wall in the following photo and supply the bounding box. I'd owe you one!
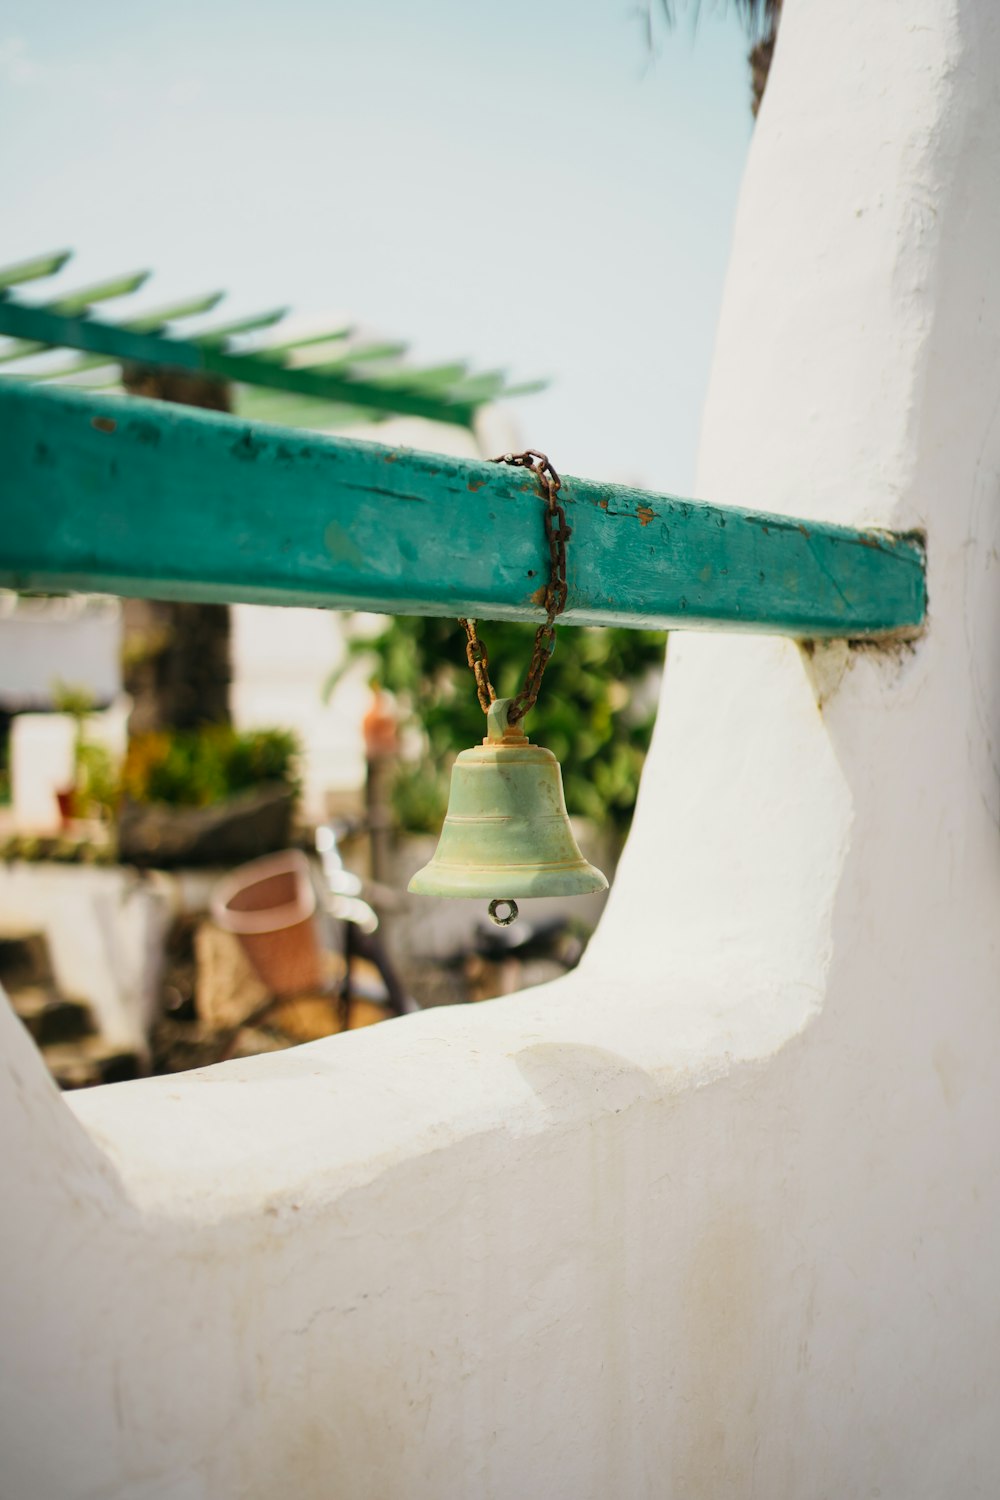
[0,593,121,710]
[4,2,1000,1496]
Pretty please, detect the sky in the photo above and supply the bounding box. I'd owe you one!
[0,0,754,496]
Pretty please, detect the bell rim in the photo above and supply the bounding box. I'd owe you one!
[408,860,609,898]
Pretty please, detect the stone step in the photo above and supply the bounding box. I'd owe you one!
[10,985,94,1046]
[42,1038,141,1091]
[0,932,55,991]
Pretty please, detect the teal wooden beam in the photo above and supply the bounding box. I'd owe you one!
[0,302,477,427]
[0,383,925,638]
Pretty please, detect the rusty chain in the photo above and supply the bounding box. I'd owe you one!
[457,449,570,726]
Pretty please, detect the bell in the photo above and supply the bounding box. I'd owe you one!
[408,698,608,901]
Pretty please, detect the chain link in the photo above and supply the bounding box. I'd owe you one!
[458,450,570,725]
[456,615,495,712]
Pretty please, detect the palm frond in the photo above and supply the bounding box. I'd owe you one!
[643,0,782,117]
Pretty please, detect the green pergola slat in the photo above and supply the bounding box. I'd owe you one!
[0,286,227,373]
[48,268,151,315]
[0,382,926,638]
[0,253,540,423]
[0,249,72,293]
[0,301,477,426]
[371,361,468,390]
[13,352,113,381]
[0,269,152,363]
[258,326,354,358]
[0,340,47,366]
[191,308,289,345]
[310,341,409,372]
[123,290,226,333]
[445,369,508,402]
[500,379,548,398]
[235,389,381,427]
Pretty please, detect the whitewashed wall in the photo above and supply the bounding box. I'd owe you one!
[0,594,121,710]
[4,2,1000,1495]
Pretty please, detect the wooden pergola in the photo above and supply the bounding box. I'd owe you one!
[0,248,540,431]
[0,250,925,641]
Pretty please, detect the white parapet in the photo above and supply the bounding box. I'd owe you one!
[3,2,1000,1496]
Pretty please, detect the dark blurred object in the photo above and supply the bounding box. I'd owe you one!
[1,933,141,1089]
[435,910,587,1005]
[470,911,585,969]
[362,685,399,885]
[120,367,232,734]
[118,725,300,865]
[118,782,294,868]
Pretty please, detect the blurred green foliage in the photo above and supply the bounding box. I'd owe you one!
[51,682,97,722]
[122,727,300,809]
[50,682,118,820]
[74,741,119,821]
[349,617,665,834]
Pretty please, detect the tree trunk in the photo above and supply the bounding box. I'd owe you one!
[119,368,233,732]
[749,0,782,118]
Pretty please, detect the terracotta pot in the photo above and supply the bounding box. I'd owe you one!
[55,787,76,827]
[211,850,323,998]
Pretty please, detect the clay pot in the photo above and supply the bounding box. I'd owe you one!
[211,850,323,998]
[55,787,76,827]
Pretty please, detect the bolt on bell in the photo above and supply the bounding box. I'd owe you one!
[408,698,608,901]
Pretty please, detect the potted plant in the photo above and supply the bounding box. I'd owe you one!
[117,726,301,866]
[50,683,118,827]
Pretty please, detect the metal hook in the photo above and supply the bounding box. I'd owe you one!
[488,898,518,927]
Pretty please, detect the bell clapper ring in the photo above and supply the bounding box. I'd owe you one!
[489,898,518,927]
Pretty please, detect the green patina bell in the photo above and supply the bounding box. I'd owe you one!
[408,698,608,903]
